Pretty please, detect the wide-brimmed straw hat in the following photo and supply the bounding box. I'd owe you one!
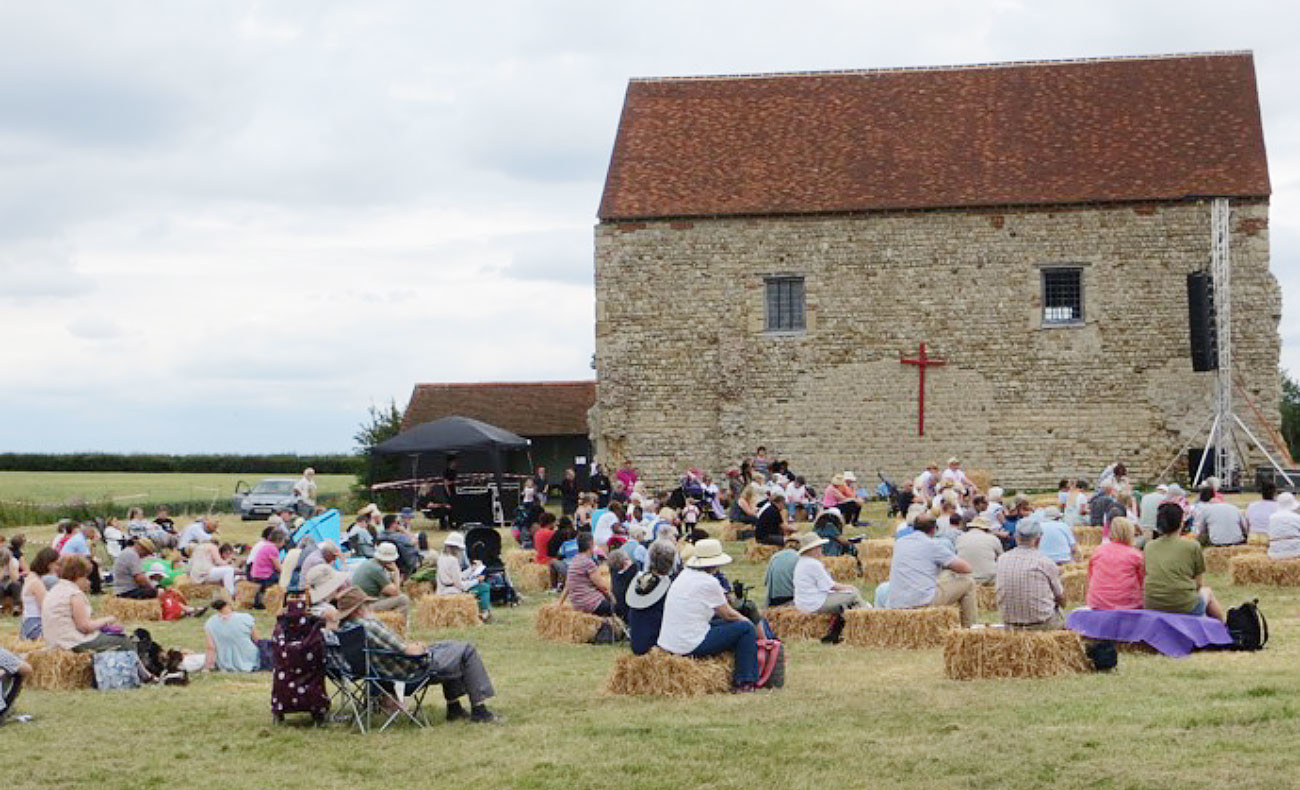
[796,532,829,555]
[968,516,995,531]
[684,539,732,569]
[626,571,672,609]
[335,587,374,619]
[305,564,347,604]
[374,542,400,563]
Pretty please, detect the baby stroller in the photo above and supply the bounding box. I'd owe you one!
[465,526,520,607]
[877,472,914,518]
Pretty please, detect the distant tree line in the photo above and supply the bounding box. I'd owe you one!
[0,453,361,474]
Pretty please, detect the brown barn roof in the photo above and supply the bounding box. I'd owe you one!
[598,52,1270,220]
[402,381,595,437]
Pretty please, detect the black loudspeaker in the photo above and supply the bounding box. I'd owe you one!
[1187,272,1218,372]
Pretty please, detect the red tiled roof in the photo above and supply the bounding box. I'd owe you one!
[401,381,595,437]
[598,53,1270,220]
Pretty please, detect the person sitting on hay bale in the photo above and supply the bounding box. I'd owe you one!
[0,647,32,724]
[762,535,802,607]
[1035,507,1079,565]
[1086,517,1143,610]
[20,548,59,641]
[754,493,791,547]
[55,523,104,595]
[336,587,500,723]
[437,533,491,623]
[557,533,614,617]
[956,516,1003,585]
[351,542,411,615]
[43,557,154,682]
[204,599,269,672]
[187,534,238,598]
[995,520,1066,630]
[627,542,677,655]
[657,539,759,693]
[531,511,559,578]
[176,516,215,555]
[812,507,855,557]
[112,537,169,600]
[1145,503,1225,622]
[300,540,343,578]
[793,533,867,644]
[1191,488,1248,547]
[886,515,977,628]
[247,531,286,610]
[1245,481,1279,539]
[1267,492,1300,560]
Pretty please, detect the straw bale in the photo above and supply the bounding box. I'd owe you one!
[1061,569,1088,605]
[1075,544,1095,561]
[234,580,260,608]
[535,603,604,644]
[860,558,892,586]
[0,635,42,654]
[173,576,221,602]
[861,539,894,560]
[764,606,835,642]
[976,584,998,612]
[1072,526,1102,546]
[414,594,480,630]
[1203,544,1266,574]
[822,556,860,582]
[1230,554,1300,587]
[513,562,551,594]
[403,581,437,600]
[373,609,408,637]
[603,649,733,697]
[103,596,162,622]
[744,540,780,563]
[967,469,992,493]
[1030,495,1059,508]
[844,607,959,649]
[1248,532,1269,546]
[505,549,534,577]
[263,587,285,618]
[26,648,95,691]
[943,627,1091,680]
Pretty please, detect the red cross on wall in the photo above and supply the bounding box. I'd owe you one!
[900,342,946,437]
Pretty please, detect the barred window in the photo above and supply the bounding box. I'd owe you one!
[765,276,805,332]
[1042,267,1083,325]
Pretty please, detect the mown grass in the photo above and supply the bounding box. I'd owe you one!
[4,503,1300,790]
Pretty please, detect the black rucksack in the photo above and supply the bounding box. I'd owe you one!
[1225,599,1268,651]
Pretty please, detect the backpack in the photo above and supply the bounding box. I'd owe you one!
[591,618,627,645]
[1084,640,1118,671]
[755,637,785,689]
[1225,599,1268,651]
[93,650,141,691]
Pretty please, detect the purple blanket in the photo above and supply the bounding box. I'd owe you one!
[1066,608,1232,657]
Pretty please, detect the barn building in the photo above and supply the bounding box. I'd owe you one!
[591,52,1280,488]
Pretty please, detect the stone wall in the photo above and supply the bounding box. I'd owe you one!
[591,201,1281,490]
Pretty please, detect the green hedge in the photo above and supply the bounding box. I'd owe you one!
[0,453,361,474]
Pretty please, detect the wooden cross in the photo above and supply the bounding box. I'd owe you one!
[900,342,946,437]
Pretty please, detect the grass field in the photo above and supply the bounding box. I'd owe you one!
[4,503,1300,790]
[0,471,354,508]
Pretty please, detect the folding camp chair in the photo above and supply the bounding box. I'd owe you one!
[324,627,369,733]
[363,645,441,732]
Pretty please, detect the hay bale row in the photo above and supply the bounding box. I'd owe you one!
[103,596,162,622]
[764,606,835,642]
[0,634,40,654]
[861,539,894,560]
[1203,544,1266,575]
[414,594,480,631]
[744,540,780,563]
[1230,554,1300,587]
[976,584,998,612]
[27,648,96,691]
[1061,569,1088,605]
[604,649,733,697]
[943,627,1091,680]
[1072,526,1102,546]
[373,609,408,637]
[173,576,222,602]
[535,603,604,644]
[860,558,892,586]
[403,581,437,600]
[822,556,860,582]
[844,607,959,649]
[513,563,550,594]
[504,548,534,577]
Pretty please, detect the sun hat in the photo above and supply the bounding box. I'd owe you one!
[626,571,671,609]
[796,532,829,555]
[1277,492,1300,513]
[443,532,466,551]
[1156,484,1169,495]
[987,487,1003,501]
[305,564,347,604]
[947,457,960,466]
[266,514,283,528]
[334,587,374,619]
[842,471,857,482]
[374,542,400,563]
[822,507,844,524]
[684,538,732,569]
[134,537,156,554]
[969,515,995,531]
[358,503,381,518]
[1017,519,1044,540]
[1166,484,1186,499]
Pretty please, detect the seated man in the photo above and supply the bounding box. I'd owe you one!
[956,515,1003,585]
[350,543,411,614]
[1192,488,1248,547]
[377,514,422,578]
[335,587,499,722]
[1267,492,1300,560]
[177,517,215,555]
[995,520,1066,629]
[112,538,160,599]
[344,510,376,558]
[1035,507,1079,565]
[793,532,867,644]
[0,646,32,724]
[657,540,759,692]
[885,515,977,627]
[754,493,792,547]
[762,534,802,607]
[1145,502,1225,621]
[557,533,613,616]
[299,541,342,577]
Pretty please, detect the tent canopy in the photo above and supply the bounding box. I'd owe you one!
[372,416,530,456]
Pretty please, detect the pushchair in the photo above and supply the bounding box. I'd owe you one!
[465,526,520,607]
[877,472,914,518]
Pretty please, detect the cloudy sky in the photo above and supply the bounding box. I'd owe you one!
[1,1,1297,453]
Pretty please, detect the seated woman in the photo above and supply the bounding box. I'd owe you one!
[656,539,759,692]
[821,474,860,527]
[1143,503,1224,621]
[729,481,764,526]
[1266,492,1300,560]
[248,531,286,610]
[813,508,855,556]
[436,533,491,623]
[754,493,792,547]
[335,587,499,722]
[203,600,267,672]
[42,557,134,654]
[1086,517,1144,610]
[0,547,20,613]
[189,535,239,598]
[557,533,613,616]
[19,548,60,640]
[627,542,676,655]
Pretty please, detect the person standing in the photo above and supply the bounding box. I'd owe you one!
[293,468,318,516]
[589,464,613,508]
[559,468,580,516]
[615,459,639,496]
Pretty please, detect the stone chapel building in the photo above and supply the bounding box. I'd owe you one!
[592,52,1279,488]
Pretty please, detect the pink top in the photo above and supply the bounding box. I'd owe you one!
[1086,541,1145,610]
[615,468,639,492]
[822,484,849,509]
[249,542,281,581]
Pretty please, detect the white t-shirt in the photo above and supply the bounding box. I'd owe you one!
[1246,500,1279,535]
[593,511,620,547]
[657,568,727,655]
[294,476,317,505]
[793,556,835,613]
[785,482,809,505]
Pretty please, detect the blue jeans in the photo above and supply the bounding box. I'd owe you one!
[690,618,758,685]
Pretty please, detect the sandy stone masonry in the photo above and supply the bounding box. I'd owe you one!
[590,201,1280,489]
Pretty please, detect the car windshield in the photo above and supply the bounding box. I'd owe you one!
[251,480,295,495]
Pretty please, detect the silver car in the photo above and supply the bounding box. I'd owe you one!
[235,478,308,521]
